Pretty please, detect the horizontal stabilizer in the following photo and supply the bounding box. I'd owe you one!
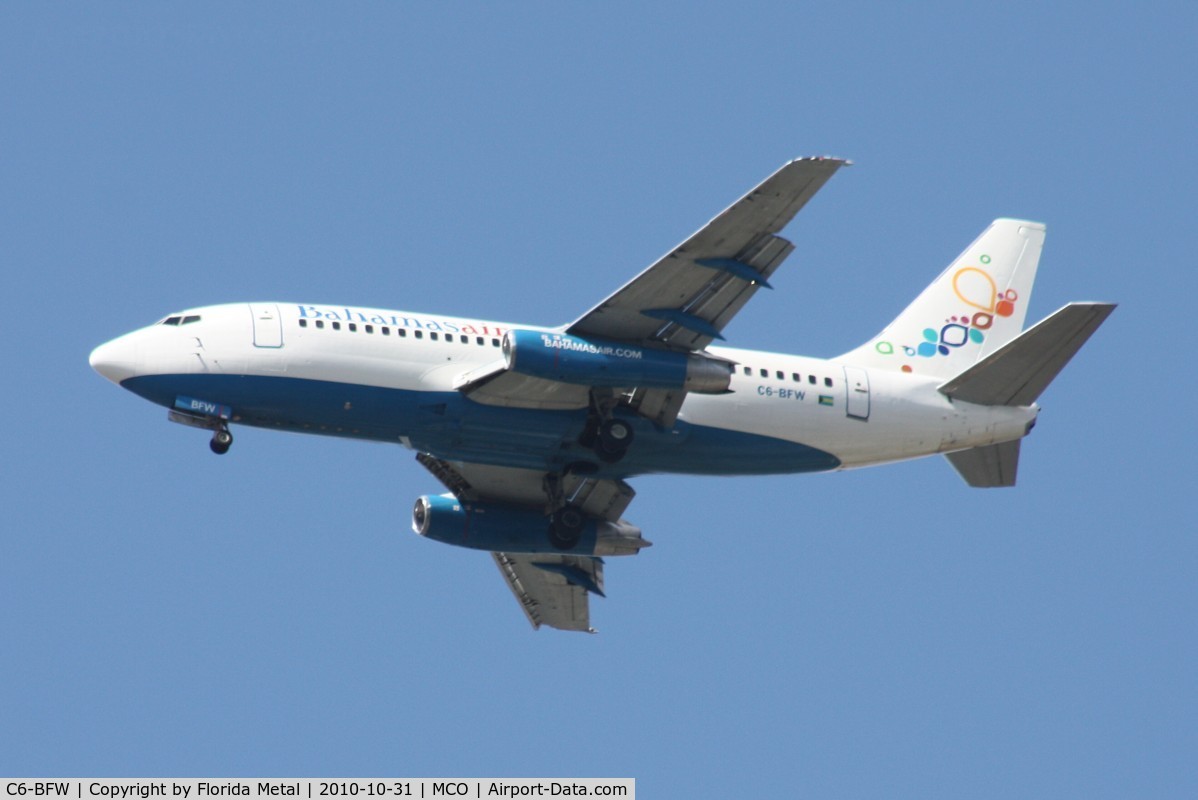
[945,440,1021,487]
[938,302,1115,406]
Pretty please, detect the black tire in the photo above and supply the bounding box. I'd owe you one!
[599,418,633,447]
[548,505,586,550]
[595,418,633,462]
[210,429,232,455]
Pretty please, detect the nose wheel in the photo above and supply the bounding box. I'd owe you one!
[209,427,233,455]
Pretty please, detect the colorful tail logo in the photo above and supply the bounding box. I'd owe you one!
[875,257,1019,373]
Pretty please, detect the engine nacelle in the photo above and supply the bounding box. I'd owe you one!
[412,494,651,557]
[502,329,732,393]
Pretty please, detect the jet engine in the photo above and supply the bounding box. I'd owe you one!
[502,329,731,393]
[412,494,651,556]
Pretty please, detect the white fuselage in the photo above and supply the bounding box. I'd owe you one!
[90,302,1037,477]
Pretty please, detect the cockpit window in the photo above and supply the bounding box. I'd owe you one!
[160,314,201,326]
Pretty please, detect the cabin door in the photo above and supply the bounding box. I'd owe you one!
[250,303,283,348]
[844,366,870,420]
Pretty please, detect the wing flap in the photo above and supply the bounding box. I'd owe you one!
[459,369,592,410]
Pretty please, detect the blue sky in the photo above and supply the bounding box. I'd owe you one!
[2,2,1195,796]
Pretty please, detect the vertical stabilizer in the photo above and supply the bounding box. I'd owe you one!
[839,219,1046,379]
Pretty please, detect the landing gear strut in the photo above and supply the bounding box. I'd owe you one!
[209,427,233,455]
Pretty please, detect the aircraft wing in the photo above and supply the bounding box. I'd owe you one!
[493,552,603,632]
[567,156,848,351]
[416,454,636,632]
[460,157,847,425]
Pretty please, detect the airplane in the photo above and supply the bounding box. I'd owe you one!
[89,157,1115,633]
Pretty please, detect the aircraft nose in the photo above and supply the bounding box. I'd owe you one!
[89,335,141,384]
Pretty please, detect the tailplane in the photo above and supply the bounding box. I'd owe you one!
[940,301,1115,487]
[840,219,1046,379]
[938,302,1116,406]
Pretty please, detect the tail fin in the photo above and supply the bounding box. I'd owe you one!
[839,219,1046,379]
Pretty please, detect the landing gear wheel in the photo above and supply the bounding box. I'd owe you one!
[595,418,634,463]
[548,504,586,550]
[599,418,633,448]
[209,428,233,455]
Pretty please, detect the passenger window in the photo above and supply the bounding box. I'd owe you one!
[415,330,423,339]
[365,325,373,334]
[398,329,407,337]
[332,321,341,331]
[348,323,357,332]
[430,332,438,341]
[808,375,816,384]
[759,369,768,378]
[775,370,784,380]
[491,338,500,347]
[742,366,751,376]
[381,326,390,336]
[792,373,800,382]
[825,377,834,387]
[316,320,325,329]
[460,335,468,344]
[476,336,484,345]
[299,319,308,328]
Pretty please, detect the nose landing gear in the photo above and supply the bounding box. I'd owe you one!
[168,406,235,455]
[209,427,233,455]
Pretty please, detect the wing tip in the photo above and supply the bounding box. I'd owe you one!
[790,155,853,167]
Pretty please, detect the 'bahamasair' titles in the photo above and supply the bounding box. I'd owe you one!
[297,304,508,337]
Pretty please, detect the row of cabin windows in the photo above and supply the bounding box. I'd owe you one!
[298,317,502,347]
[297,317,832,386]
[742,364,834,388]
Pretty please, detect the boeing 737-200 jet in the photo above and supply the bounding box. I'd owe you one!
[90,157,1115,632]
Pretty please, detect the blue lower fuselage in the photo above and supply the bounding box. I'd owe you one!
[124,373,841,478]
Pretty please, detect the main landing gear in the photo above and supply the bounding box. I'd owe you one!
[579,391,636,464]
[595,418,634,463]
[548,504,586,550]
[543,468,591,551]
[544,397,636,549]
[209,426,233,455]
